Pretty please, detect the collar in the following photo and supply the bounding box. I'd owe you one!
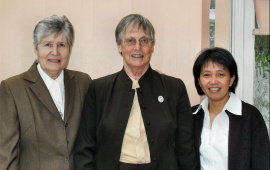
[192,92,242,116]
[224,92,242,115]
[37,63,64,89]
[120,65,153,89]
[128,76,140,89]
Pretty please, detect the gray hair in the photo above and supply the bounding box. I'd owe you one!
[115,14,155,45]
[33,15,74,50]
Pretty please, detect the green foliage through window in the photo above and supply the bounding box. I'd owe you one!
[255,35,270,78]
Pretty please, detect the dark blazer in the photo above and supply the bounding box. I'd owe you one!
[0,62,91,170]
[192,101,270,170]
[74,67,198,170]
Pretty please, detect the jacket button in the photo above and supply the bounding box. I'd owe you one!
[64,158,69,164]
[142,105,146,109]
[147,121,151,125]
[138,89,142,93]
[150,139,154,143]
[65,123,68,127]
[67,140,69,144]
[153,157,157,161]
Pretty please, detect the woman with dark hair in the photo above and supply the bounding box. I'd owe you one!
[74,14,198,170]
[0,15,91,169]
[192,47,269,170]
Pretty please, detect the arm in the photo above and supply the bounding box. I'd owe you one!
[0,80,20,170]
[74,81,97,170]
[175,80,198,170]
[250,107,269,169]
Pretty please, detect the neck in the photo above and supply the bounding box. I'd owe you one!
[208,97,228,127]
[124,64,149,80]
[46,71,61,80]
[208,94,230,115]
[209,102,225,116]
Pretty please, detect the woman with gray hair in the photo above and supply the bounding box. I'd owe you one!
[74,14,197,170]
[0,15,91,170]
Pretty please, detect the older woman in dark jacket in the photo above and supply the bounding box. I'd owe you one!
[74,14,198,170]
[192,47,269,170]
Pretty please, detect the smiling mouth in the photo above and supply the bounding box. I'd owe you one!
[131,54,143,58]
[209,87,220,92]
[48,59,61,63]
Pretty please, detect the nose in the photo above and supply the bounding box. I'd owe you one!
[209,76,219,84]
[133,41,141,50]
[51,45,59,56]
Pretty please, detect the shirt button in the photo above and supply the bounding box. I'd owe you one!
[64,158,69,164]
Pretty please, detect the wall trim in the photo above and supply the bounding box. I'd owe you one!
[230,0,255,104]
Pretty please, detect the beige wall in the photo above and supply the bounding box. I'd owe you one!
[0,0,230,105]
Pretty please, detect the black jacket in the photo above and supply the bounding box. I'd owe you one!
[74,67,198,170]
[192,101,269,170]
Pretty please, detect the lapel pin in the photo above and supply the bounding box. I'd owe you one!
[158,96,164,103]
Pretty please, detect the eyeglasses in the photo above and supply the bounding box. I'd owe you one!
[122,37,153,47]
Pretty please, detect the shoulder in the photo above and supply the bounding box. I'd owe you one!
[158,73,187,93]
[241,101,262,117]
[93,72,119,84]
[160,73,184,84]
[191,104,200,112]
[65,69,92,88]
[241,101,266,126]
[1,72,27,88]
[66,69,91,81]
[84,71,120,94]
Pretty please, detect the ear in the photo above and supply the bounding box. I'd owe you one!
[151,45,155,53]
[117,43,122,55]
[229,75,235,87]
[33,42,37,55]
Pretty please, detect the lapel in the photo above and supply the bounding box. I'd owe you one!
[63,70,75,122]
[226,110,242,169]
[25,62,63,121]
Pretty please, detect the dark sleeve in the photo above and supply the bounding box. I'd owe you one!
[0,80,20,170]
[175,79,198,170]
[74,81,97,170]
[249,105,269,169]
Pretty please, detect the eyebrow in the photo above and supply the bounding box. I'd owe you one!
[201,69,226,73]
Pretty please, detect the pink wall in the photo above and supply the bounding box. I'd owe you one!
[0,0,230,105]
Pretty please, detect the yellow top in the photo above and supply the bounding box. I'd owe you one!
[119,78,151,164]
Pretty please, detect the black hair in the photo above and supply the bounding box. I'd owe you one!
[193,47,238,95]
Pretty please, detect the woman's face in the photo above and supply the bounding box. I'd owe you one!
[199,62,235,103]
[36,32,70,79]
[117,26,154,72]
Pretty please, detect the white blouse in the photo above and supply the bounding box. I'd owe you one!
[193,92,242,170]
[37,64,65,120]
